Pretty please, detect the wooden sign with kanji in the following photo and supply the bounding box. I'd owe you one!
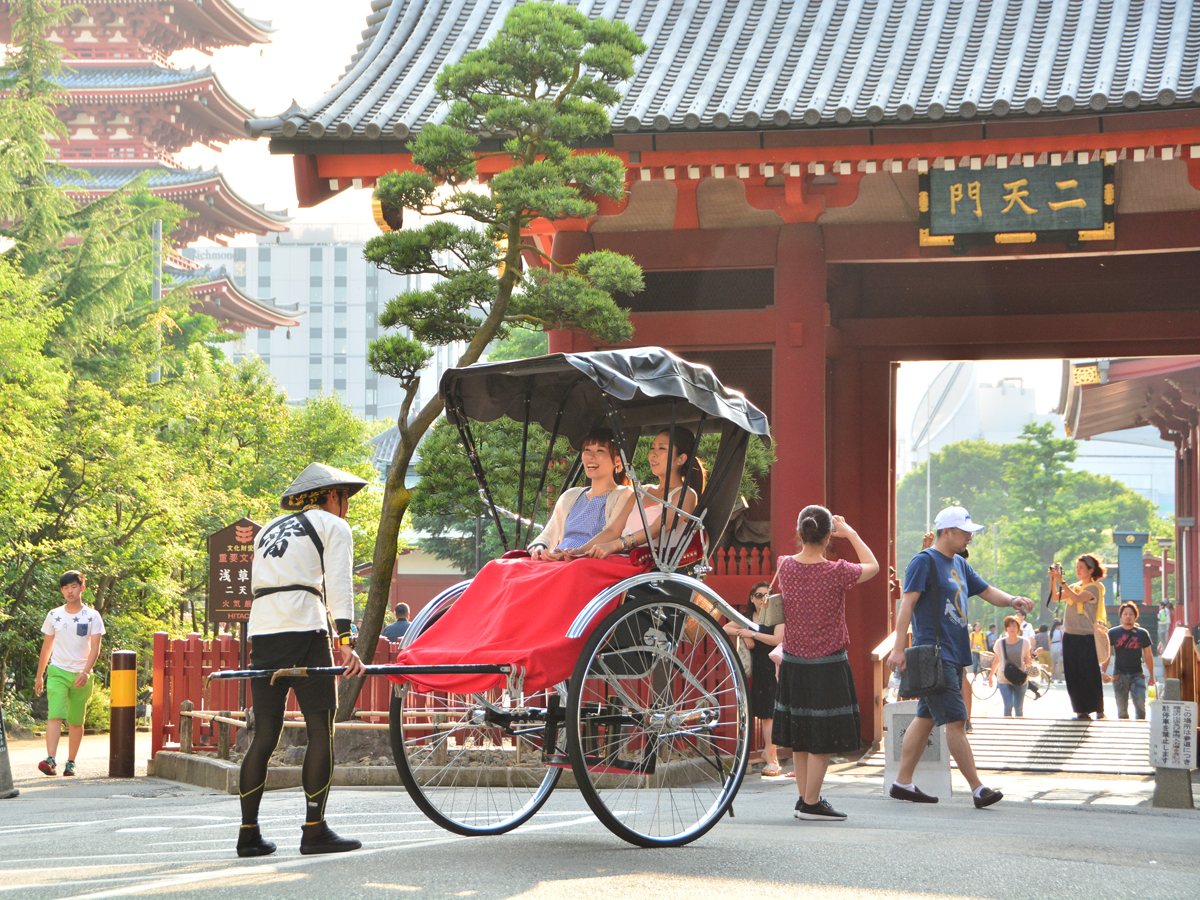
[207,518,261,625]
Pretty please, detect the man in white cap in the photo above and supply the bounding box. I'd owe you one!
[888,506,1033,809]
[236,463,368,858]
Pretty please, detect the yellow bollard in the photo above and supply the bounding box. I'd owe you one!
[109,650,137,778]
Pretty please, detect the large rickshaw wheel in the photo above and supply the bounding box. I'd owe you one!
[389,584,563,836]
[565,586,749,847]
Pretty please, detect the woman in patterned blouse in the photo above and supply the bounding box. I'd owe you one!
[773,505,878,821]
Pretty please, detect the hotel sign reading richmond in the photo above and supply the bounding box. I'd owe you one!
[919,159,1114,248]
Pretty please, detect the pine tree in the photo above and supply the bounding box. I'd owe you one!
[345,2,646,714]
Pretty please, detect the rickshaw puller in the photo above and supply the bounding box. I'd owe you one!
[237,463,368,858]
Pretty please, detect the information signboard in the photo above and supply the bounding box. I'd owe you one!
[919,159,1114,248]
[1149,700,1198,770]
[207,518,261,625]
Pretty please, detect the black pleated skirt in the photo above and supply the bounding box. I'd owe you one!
[772,649,861,755]
[1063,631,1105,716]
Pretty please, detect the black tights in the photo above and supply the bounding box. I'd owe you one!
[239,708,335,827]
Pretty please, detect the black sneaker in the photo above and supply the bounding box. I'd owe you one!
[797,798,847,821]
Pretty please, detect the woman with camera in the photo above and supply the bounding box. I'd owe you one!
[1050,555,1108,720]
[774,506,878,820]
[988,615,1033,717]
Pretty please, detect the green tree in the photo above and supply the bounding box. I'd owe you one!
[349,2,646,717]
[896,439,1009,573]
[485,326,549,361]
[1002,423,1157,610]
[896,423,1161,626]
[0,256,68,693]
[0,0,381,703]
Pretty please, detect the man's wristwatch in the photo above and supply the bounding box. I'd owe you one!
[338,634,355,648]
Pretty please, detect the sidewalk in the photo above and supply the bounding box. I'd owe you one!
[5,731,153,787]
[9,729,1194,813]
[754,760,1179,809]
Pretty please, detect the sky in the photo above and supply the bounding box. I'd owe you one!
[172,0,382,240]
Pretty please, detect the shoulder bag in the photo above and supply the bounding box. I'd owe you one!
[735,636,753,673]
[899,549,947,698]
[998,637,1028,685]
[1094,620,1112,666]
[759,562,786,628]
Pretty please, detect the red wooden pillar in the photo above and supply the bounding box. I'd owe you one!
[1184,432,1200,627]
[151,632,167,758]
[770,224,827,555]
[548,231,597,355]
[829,351,896,743]
[165,638,183,747]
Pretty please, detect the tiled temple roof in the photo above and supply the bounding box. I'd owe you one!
[56,163,276,204]
[58,64,223,89]
[56,165,290,243]
[248,0,1200,141]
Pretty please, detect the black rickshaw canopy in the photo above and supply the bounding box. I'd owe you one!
[439,347,770,565]
[441,347,770,445]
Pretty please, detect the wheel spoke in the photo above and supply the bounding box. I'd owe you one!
[390,586,561,836]
[567,594,748,847]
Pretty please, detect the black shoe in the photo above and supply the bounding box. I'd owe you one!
[236,825,276,858]
[973,787,1003,809]
[889,783,938,803]
[300,821,362,855]
[797,798,847,821]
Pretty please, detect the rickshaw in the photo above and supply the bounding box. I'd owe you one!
[216,347,770,848]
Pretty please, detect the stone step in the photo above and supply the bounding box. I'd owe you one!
[864,717,1154,775]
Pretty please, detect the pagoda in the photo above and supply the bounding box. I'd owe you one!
[0,0,296,331]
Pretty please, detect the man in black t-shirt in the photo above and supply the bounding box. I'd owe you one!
[1106,601,1155,720]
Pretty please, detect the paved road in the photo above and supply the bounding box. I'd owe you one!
[3,732,1197,900]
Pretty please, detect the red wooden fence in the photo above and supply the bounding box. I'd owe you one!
[708,546,773,577]
[151,549,774,759]
[151,632,405,757]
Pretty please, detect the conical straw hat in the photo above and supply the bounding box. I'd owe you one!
[280,463,369,510]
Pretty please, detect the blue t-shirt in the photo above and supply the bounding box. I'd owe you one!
[902,549,989,668]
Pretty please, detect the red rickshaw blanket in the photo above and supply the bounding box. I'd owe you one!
[389,554,650,694]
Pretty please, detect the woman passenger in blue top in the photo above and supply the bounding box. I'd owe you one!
[526,428,634,561]
[886,506,1034,810]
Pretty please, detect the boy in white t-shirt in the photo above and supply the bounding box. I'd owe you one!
[34,571,105,776]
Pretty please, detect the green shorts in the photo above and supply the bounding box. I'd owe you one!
[46,665,94,727]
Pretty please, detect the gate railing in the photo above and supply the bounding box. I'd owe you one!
[151,632,404,758]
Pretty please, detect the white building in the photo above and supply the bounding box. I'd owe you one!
[907,362,1056,468]
[185,223,464,421]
